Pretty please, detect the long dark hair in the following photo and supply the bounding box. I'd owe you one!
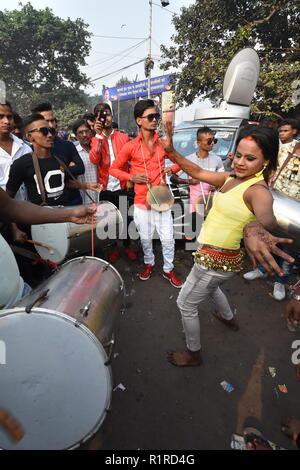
[236,125,279,182]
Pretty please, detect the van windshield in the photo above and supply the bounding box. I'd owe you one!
[173,129,235,160]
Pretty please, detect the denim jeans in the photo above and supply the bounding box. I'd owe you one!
[258,244,296,284]
[177,263,235,351]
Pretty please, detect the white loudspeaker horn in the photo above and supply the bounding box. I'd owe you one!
[223,48,260,107]
[0,80,6,103]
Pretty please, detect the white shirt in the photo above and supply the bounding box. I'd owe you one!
[76,143,98,205]
[0,134,32,200]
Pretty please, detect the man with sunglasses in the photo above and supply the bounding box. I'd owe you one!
[6,114,100,209]
[109,99,183,288]
[31,102,85,206]
[171,127,224,239]
[89,102,137,263]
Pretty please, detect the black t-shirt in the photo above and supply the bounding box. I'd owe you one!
[6,153,70,206]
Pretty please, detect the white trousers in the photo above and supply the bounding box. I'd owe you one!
[134,206,175,273]
[177,263,235,351]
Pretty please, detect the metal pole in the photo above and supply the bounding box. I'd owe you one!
[118,97,120,130]
[148,0,153,99]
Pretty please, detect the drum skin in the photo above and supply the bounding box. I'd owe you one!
[0,235,23,309]
[0,257,124,450]
[31,201,124,264]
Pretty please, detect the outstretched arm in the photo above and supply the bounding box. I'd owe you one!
[0,188,96,225]
[160,121,229,188]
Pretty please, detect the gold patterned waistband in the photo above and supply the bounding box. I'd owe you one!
[193,246,245,272]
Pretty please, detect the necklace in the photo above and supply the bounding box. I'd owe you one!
[140,141,165,186]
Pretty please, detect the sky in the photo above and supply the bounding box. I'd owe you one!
[1,0,196,95]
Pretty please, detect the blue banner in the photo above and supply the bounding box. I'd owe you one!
[104,75,174,102]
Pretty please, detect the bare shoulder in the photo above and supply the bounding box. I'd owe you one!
[244,182,273,204]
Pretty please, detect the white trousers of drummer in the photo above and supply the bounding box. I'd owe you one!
[134,206,174,273]
[177,263,235,351]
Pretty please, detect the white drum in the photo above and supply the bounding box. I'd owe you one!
[0,256,124,450]
[31,201,124,264]
[0,235,24,309]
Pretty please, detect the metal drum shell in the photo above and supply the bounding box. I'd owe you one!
[16,256,125,347]
[271,190,300,251]
[31,201,124,264]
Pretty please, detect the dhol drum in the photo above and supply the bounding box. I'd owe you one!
[272,190,300,251]
[0,256,125,450]
[0,235,24,309]
[31,201,124,264]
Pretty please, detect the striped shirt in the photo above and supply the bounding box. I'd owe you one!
[76,143,98,204]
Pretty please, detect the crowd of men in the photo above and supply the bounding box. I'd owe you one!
[0,97,300,449]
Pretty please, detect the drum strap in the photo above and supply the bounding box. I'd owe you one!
[52,155,96,204]
[31,152,47,206]
[271,152,293,188]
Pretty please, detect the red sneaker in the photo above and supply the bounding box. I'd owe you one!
[124,247,137,261]
[108,249,121,263]
[139,264,154,281]
[163,270,183,288]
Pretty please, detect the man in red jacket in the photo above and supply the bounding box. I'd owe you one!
[89,103,137,262]
[109,99,183,288]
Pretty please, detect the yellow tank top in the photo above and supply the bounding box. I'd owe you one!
[198,174,265,250]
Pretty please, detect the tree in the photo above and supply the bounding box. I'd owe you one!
[160,0,300,117]
[56,103,88,132]
[0,2,91,115]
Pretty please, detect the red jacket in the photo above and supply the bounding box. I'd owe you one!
[89,130,130,190]
[109,131,179,209]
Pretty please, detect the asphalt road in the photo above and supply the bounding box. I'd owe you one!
[98,240,299,451]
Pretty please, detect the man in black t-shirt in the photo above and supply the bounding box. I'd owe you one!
[31,102,85,205]
[6,114,100,208]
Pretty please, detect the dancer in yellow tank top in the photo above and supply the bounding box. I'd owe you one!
[160,123,280,367]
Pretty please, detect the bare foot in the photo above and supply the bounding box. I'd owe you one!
[212,311,239,331]
[167,350,203,367]
[281,417,300,442]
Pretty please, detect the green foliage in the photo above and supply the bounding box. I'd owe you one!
[0,2,91,115]
[55,103,88,131]
[160,0,300,116]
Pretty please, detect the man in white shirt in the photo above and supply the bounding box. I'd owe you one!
[0,102,31,198]
[277,118,299,169]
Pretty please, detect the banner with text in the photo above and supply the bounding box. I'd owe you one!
[104,75,174,102]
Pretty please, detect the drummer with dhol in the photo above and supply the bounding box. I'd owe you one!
[109,99,183,288]
[5,114,101,241]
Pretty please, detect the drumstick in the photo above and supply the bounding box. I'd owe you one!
[0,409,25,442]
[199,182,207,205]
[26,239,55,255]
[205,190,212,211]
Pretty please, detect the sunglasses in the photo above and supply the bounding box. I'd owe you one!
[140,113,161,122]
[207,138,218,145]
[28,127,56,136]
